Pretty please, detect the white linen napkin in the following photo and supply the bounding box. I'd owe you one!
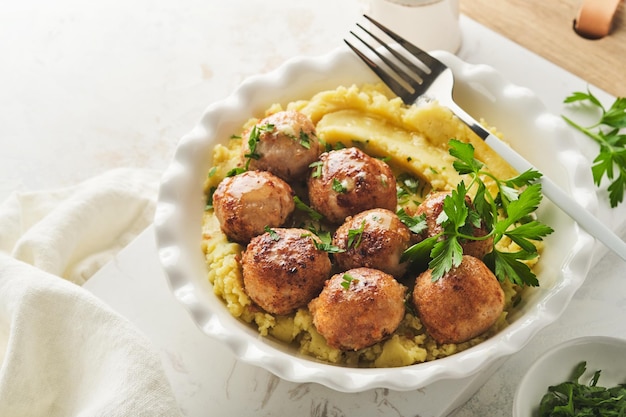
[0,168,161,285]
[0,168,182,416]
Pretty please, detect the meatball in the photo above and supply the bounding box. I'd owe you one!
[307,147,397,224]
[242,228,332,315]
[412,255,505,344]
[308,267,406,351]
[416,191,493,259]
[212,170,295,244]
[332,209,414,278]
[242,110,321,181]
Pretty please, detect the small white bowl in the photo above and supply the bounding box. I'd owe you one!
[513,336,626,417]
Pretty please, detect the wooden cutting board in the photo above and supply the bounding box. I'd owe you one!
[461,0,625,97]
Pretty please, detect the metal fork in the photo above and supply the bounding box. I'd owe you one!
[345,15,626,262]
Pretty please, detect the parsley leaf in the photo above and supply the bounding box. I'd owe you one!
[205,186,217,211]
[226,167,246,177]
[340,273,358,290]
[309,160,323,178]
[301,229,344,254]
[332,178,347,193]
[401,235,438,264]
[347,220,366,249]
[397,208,428,234]
[539,361,626,417]
[563,88,626,207]
[264,226,280,241]
[484,249,538,287]
[244,123,275,170]
[298,130,312,149]
[396,173,425,205]
[429,236,463,280]
[293,196,323,221]
[402,139,554,286]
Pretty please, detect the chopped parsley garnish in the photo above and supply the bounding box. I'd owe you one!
[324,141,347,152]
[340,273,357,290]
[293,196,324,221]
[332,178,347,193]
[225,167,246,177]
[309,160,323,178]
[264,226,280,241]
[243,123,275,170]
[298,130,312,149]
[205,186,217,211]
[303,228,344,254]
[396,173,425,204]
[347,220,366,249]
[397,208,427,234]
[539,361,626,416]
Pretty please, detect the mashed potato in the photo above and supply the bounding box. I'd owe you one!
[201,83,530,367]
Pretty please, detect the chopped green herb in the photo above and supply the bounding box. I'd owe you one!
[396,173,424,203]
[332,178,347,193]
[304,228,345,254]
[397,208,427,234]
[400,174,421,193]
[293,196,324,221]
[330,141,347,151]
[264,226,280,241]
[309,160,323,178]
[226,167,246,177]
[208,166,217,178]
[340,273,358,290]
[347,220,366,249]
[299,130,312,149]
[244,123,275,170]
[539,361,626,416]
[205,186,217,211]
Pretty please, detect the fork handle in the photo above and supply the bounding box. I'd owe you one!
[482,131,626,262]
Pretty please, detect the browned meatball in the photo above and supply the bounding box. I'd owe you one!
[332,209,414,278]
[212,170,295,244]
[308,267,406,351]
[242,228,332,315]
[307,147,397,224]
[412,255,505,344]
[242,110,321,181]
[416,191,493,259]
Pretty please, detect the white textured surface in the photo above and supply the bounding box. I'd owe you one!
[2,0,625,415]
[0,0,367,202]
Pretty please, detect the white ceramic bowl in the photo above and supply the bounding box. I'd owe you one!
[154,46,597,392]
[513,336,626,417]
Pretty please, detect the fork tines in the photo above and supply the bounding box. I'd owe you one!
[344,15,445,103]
